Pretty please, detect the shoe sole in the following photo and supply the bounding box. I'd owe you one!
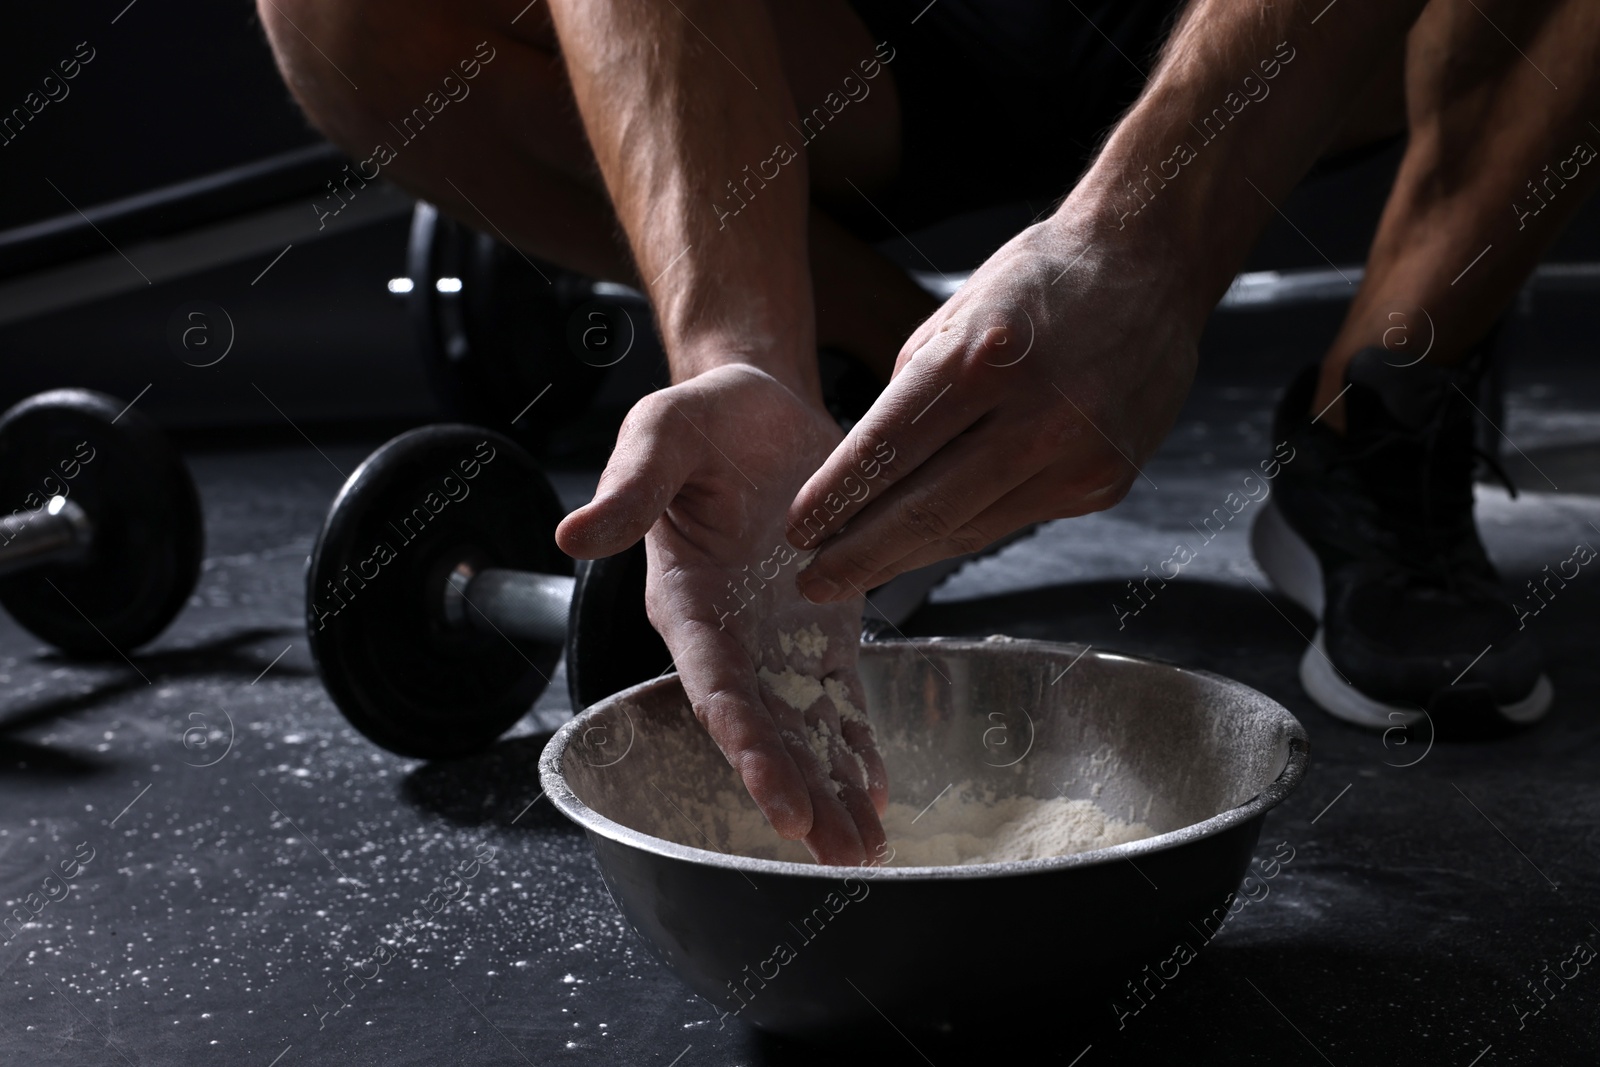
[1249,498,1323,617]
[1253,500,1554,728]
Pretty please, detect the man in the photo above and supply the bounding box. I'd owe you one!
[259,0,1600,865]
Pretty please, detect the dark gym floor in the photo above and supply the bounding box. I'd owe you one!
[2,332,1597,1067]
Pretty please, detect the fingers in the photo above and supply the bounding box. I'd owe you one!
[670,618,816,840]
[556,394,700,559]
[796,423,1026,603]
[785,327,998,556]
[826,673,887,816]
[757,670,887,866]
[775,707,872,866]
[850,469,1127,590]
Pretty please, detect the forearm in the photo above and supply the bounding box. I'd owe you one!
[547,0,820,403]
[1058,0,1431,327]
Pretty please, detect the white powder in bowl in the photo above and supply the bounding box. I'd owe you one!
[876,782,1153,866]
[635,768,1153,868]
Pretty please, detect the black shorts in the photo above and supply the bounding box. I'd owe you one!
[836,0,1187,240]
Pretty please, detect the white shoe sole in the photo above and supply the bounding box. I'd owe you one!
[1249,498,1323,617]
[1253,500,1554,728]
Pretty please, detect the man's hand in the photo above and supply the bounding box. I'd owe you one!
[557,365,888,867]
[786,219,1200,599]
[785,0,1442,596]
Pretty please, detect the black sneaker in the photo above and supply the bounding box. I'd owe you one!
[1250,345,1551,731]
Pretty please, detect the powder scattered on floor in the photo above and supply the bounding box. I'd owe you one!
[778,624,828,659]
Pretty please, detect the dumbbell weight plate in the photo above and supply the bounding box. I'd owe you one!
[567,540,671,713]
[0,389,203,656]
[306,425,570,759]
[407,203,609,455]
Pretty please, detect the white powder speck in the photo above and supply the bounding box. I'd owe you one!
[778,624,828,660]
[803,720,849,796]
[758,666,825,711]
[805,718,833,764]
[823,677,869,729]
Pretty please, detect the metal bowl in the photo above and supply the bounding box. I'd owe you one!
[539,637,1308,1038]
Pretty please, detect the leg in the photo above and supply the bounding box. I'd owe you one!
[1313,0,1600,427]
[1256,0,1600,727]
[255,0,934,379]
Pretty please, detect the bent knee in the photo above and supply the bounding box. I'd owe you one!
[256,0,544,149]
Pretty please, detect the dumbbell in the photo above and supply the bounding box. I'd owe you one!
[304,423,672,760]
[0,389,204,656]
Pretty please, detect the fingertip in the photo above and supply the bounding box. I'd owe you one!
[556,494,646,559]
[868,776,888,817]
[802,829,869,868]
[737,747,814,840]
[763,791,814,840]
[553,508,593,558]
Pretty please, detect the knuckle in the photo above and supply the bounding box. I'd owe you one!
[624,390,674,433]
[954,333,1001,377]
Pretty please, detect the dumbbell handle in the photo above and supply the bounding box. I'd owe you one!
[441,523,1042,647]
[443,565,575,645]
[0,497,92,578]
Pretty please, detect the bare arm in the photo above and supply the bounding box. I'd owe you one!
[546,0,820,403]
[1085,0,1431,313]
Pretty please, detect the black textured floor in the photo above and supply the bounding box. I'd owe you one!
[2,354,1598,1067]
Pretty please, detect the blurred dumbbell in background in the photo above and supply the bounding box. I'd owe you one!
[0,389,203,658]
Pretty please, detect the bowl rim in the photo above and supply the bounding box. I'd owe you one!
[537,637,1310,881]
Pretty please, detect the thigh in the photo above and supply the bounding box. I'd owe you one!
[766,0,905,200]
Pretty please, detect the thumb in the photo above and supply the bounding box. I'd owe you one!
[555,394,700,559]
